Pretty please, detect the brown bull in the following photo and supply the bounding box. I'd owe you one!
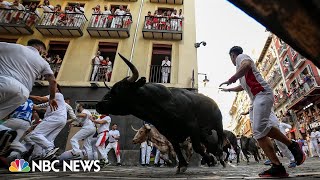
[132,124,193,165]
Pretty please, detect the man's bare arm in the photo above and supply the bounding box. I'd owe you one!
[220,85,244,92]
[44,74,58,111]
[29,95,49,103]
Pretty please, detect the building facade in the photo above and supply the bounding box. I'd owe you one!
[0,0,198,163]
[229,33,320,140]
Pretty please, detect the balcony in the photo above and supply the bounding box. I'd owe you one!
[35,12,87,37]
[268,70,282,88]
[87,14,131,38]
[149,65,171,83]
[90,64,113,82]
[150,0,183,4]
[274,92,288,109]
[293,54,306,69]
[278,44,288,57]
[142,16,183,40]
[0,8,39,35]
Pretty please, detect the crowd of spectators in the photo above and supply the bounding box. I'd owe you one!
[144,9,184,31]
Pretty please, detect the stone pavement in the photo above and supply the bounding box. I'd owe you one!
[2,157,320,179]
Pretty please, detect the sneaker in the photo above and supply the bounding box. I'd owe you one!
[70,151,81,160]
[258,164,289,177]
[264,160,271,166]
[288,141,306,166]
[288,162,296,168]
[44,148,59,159]
[0,130,17,156]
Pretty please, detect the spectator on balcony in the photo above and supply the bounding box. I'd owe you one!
[73,2,84,27]
[105,57,112,82]
[153,10,160,29]
[50,4,62,26]
[38,0,54,25]
[7,0,25,24]
[123,8,132,28]
[91,5,101,27]
[52,55,62,78]
[159,11,167,30]
[0,0,11,9]
[111,5,126,28]
[161,56,171,83]
[170,9,179,31]
[105,7,114,28]
[178,9,184,31]
[91,51,103,81]
[25,2,39,27]
[145,11,152,29]
[64,5,76,26]
[0,1,11,23]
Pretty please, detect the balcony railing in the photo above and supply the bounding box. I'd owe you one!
[0,8,39,35]
[149,65,171,83]
[293,54,306,69]
[142,16,183,40]
[87,14,132,38]
[288,79,319,105]
[268,70,282,88]
[279,44,288,57]
[90,64,113,82]
[35,12,87,36]
[274,91,288,109]
[150,0,183,4]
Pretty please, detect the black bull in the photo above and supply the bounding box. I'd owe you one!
[96,53,225,173]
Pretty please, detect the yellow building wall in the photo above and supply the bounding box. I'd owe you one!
[0,0,198,89]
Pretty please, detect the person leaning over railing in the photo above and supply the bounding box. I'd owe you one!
[73,2,84,27]
[0,0,12,23]
[38,0,54,26]
[100,5,111,28]
[25,2,40,27]
[123,8,132,28]
[91,4,101,27]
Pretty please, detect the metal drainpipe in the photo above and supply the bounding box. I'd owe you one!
[127,0,144,76]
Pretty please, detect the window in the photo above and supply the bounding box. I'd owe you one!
[0,38,17,43]
[90,42,118,82]
[47,41,69,78]
[149,44,172,83]
[22,0,40,7]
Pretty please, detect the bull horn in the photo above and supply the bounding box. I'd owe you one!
[118,53,139,82]
[131,125,139,132]
[104,81,111,90]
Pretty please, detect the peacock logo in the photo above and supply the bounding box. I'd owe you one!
[9,159,31,172]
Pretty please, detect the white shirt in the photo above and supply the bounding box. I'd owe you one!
[115,9,125,16]
[65,103,77,120]
[97,116,111,133]
[310,131,320,141]
[12,3,25,10]
[108,130,120,142]
[236,54,272,101]
[161,60,171,73]
[74,6,84,13]
[93,55,103,65]
[42,5,54,12]
[44,93,67,120]
[107,61,112,73]
[0,43,53,92]
[103,10,111,15]
[0,1,12,8]
[78,109,94,127]
[279,122,292,134]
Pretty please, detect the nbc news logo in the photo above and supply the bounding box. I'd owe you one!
[9,159,31,172]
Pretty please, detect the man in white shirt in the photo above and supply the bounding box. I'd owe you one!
[161,56,171,83]
[140,140,153,166]
[220,46,305,177]
[105,123,121,166]
[0,39,57,121]
[73,3,84,27]
[170,10,179,31]
[310,128,320,157]
[26,85,66,159]
[91,51,103,81]
[91,114,111,164]
[112,5,126,28]
[69,103,96,160]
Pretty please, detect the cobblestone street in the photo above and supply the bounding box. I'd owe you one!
[2,157,320,179]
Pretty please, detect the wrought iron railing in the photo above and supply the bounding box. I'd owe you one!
[90,64,113,82]
[288,79,319,105]
[268,69,282,88]
[88,14,132,29]
[143,16,183,31]
[36,11,87,29]
[149,65,171,83]
[0,8,40,27]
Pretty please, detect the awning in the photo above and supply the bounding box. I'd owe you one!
[227,0,320,68]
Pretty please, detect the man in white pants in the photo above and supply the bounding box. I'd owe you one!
[69,103,96,160]
[105,123,121,166]
[154,148,164,167]
[26,85,66,159]
[2,99,34,160]
[310,128,320,157]
[91,114,111,164]
[220,46,305,177]
[140,140,153,166]
[90,51,103,81]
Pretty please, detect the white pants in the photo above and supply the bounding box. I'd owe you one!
[154,149,164,164]
[0,124,11,131]
[27,116,66,153]
[2,118,30,153]
[106,141,120,163]
[95,132,108,160]
[162,72,169,83]
[302,145,309,156]
[91,65,99,81]
[310,140,320,157]
[70,125,96,160]
[91,137,99,160]
[275,140,295,162]
[141,142,152,165]
[0,76,29,120]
